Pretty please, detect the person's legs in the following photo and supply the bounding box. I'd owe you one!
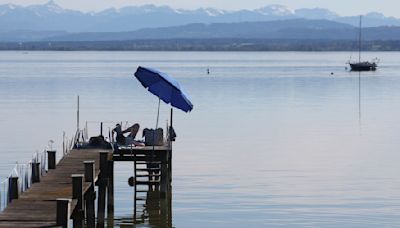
[129,123,140,139]
[122,124,138,133]
[122,123,140,138]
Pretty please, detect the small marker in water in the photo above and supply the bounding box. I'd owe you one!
[128,176,135,187]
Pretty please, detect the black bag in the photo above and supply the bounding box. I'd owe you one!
[143,128,164,146]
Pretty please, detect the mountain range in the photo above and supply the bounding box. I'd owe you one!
[2,1,400,42]
[2,1,400,32]
[41,19,400,42]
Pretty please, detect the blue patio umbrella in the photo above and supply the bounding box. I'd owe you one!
[134,66,193,112]
[134,66,193,130]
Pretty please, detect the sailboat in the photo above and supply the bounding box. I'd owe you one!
[348,16,378,71]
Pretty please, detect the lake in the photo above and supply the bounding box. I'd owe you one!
[0,51,400,227]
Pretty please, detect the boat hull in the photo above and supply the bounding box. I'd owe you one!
[349,62,377,71]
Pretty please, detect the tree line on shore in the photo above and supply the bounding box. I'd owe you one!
[1,39,400,51]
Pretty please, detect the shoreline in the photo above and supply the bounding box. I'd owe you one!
[1,39,400,52]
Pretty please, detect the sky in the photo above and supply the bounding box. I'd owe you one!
[1,0,400,17]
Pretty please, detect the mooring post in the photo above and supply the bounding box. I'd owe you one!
[72,174,84,228]
[168,149,172,183]
[84,160,95,183]
[84,161,96,228]
[31,162,40,183]
[169,108,173,182]
[107,160,114,228]
[47,150,56,169]
[8,176,19,203]
[56,198,71,228]
[168,189,173,227]
[160,192,168,225]
[97,152,108,228]
[160,153,169,198]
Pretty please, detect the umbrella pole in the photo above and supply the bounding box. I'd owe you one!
[156,98,161,130]
[151,98,161,164]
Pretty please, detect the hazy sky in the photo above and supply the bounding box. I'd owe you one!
[2,0,400,17]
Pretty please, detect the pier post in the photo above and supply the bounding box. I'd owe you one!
[31,162,40,183]
[97,152,108,228]
[56,198,71,228]
[160,153,169,198]
[8,177,19,202]
[47,150,56,169]
[168,149,172,183]
[84,161,96,228]
[168,189,172,227]
[72,174,84,228]
[169,108,173,182]
[84,161,95,183]
[107,160,114,227]
[160,192,168,225]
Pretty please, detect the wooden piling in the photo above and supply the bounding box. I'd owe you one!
[160,155,169,198]
[72,174,84,228]
[56,198,71,228]
[8,177,18,203]
[160,192,168,225]
[168,188,172,227]
[169,108,173,182]
[31,162,40,183]
[84,160,96,228]
[168,150,172,183]
[0,149,108,227]
[97,152,108,228]
[47,150,56,169]
[107,160,114,227]
[107,161,114,214]
[0,145,175,226]
[84,160,95,183]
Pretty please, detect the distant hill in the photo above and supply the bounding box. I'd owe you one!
[0,30,68,42]
[1,1,400,37]
[44,20,400,42]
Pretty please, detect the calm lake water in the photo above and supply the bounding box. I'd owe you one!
[1,51,400,227]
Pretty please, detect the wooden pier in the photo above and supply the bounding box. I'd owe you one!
[0,145,172,227]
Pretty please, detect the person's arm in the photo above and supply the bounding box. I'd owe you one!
[111,128,116,142]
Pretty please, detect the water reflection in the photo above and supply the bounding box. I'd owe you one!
[115,187,172,227]
[358,72,362,127]
[2,51,400,227]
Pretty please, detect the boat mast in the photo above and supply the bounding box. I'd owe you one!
[358,15,362,63]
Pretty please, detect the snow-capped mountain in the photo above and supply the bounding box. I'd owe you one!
[1,1,400,36]
[26,0,66,15]
[256,5,292,16]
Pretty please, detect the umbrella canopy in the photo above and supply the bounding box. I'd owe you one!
[134,66,193,112]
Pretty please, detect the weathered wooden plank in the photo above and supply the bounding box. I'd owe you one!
[0,149,111,227]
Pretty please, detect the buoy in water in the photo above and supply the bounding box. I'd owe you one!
[128,176,135,187]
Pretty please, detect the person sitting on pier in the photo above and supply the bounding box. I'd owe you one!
[112,123,141,145]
